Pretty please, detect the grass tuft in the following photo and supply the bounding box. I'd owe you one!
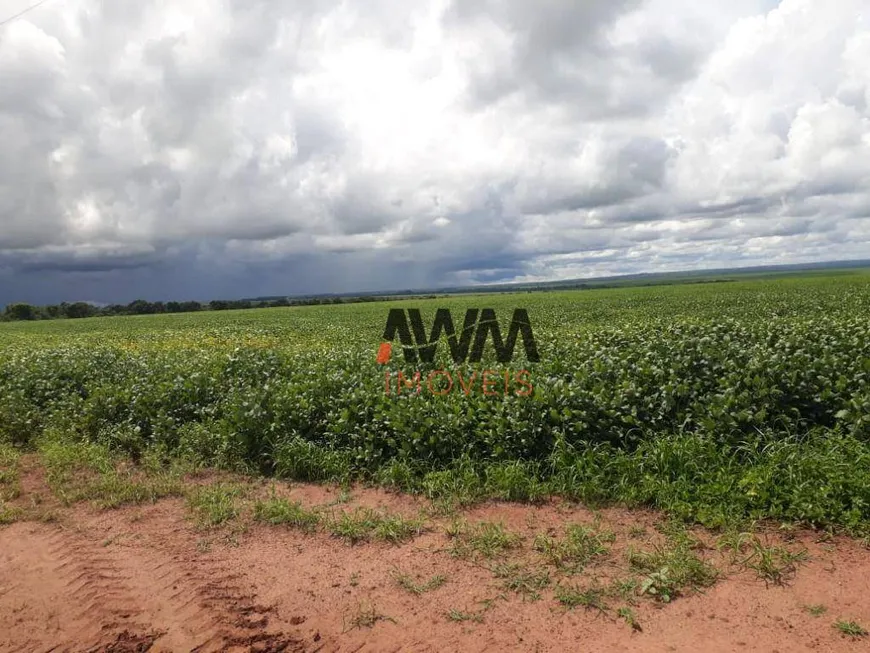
[446,608,485,624]
[627,525,718,603]
[617,606,642,631]
[719,532,808,585]
[253,495,320,532]
[392,571,448,595]
[804,604,827,617]
[834,619,868,638]
[554,583,608,612]
[186,483,244,528]
[345,600,395,630]
[533,523,613,571]
[447,520,522,560]
[490,562,550,601]
[328,507,425,544]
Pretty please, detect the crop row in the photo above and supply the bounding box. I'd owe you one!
[2,276,870,529]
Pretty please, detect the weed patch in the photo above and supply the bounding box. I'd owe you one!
[253,495,320,532]
[834,619,868,639]
[448,520,523,560]
[187,483,245,528]
[328,507,425,544]
[392,571,447,595]
[533,523,613,571]
[627,526,718,603]
[491,562,550,600]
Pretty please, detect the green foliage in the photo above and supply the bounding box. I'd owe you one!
[0,443,21,502]
[554,583,608,611]
[186,483,245,528]
[617,606,642,631]
[0,442,21,524]
[627,532,719,603]
[4,303,37,321]
[834,619,868,638]
[720,532,808,585]
[448,520,523,559]
[252,495,321,532]
[327,507,424,544]
[490,562,551,600]
[36,431,184,508]
[2,274,870,528]
[0,505,23,524]
[533,523,614,571]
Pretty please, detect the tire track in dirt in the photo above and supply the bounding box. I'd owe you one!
[102,547,298,652]
[6,474,870,653]
[0,523,159,653]
[0,521,306,652]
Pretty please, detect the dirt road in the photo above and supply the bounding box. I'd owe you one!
[1,468,869,652]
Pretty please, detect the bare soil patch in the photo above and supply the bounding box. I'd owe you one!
[1,458,869,652]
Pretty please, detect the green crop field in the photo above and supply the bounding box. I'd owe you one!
[2,271,870,530]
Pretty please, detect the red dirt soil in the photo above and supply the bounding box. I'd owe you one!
[1,477,870,652]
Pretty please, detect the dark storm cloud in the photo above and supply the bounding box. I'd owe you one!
[0,0,868,306]
[14,255,157,274]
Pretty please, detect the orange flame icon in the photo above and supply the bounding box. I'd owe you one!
[376,342,392,364]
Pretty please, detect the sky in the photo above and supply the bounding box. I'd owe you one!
[0,0,868,305]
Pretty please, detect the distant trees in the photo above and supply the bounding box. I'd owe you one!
[2,301,97,321]
[4,303,36,321]
[64,302,97,319]
[0,299,174,321]
[127,299,158,314]
[208,300,254,311]
[0,293,442,322]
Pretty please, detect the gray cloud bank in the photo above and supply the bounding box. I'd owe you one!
[0,0,868,304]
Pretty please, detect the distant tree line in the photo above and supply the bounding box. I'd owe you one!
[0,294,439,322]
